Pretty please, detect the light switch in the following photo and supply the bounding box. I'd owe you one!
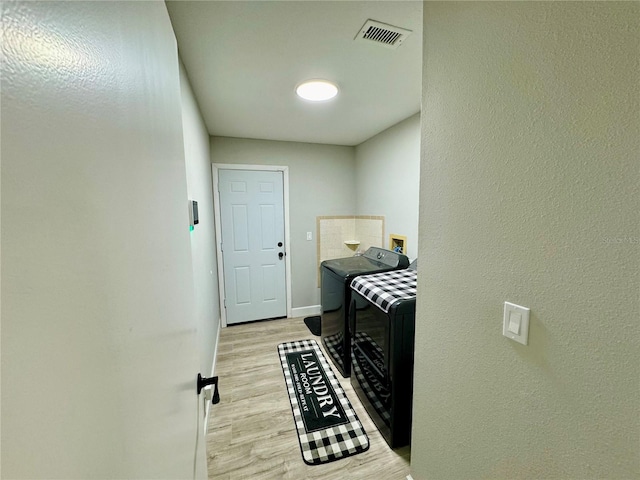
[306,232,312,241]
[508,311,521,334]
[503,302,530,345]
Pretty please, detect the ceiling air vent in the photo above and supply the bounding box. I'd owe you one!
[354,19,412,50]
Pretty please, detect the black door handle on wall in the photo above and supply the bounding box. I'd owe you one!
[197,373,220,404]
[278,252,284,259]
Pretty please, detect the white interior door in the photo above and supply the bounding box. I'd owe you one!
[219,169,287,324]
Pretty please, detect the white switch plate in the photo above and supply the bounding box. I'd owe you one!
[503,302,530,345]
[306,232,312,241]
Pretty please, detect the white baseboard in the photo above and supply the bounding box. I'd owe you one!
[406,475,414,480]
[291,305,321,318]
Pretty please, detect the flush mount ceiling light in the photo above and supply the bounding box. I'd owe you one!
[295,80,338,102]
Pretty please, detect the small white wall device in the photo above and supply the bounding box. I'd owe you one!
[189,200,199,230]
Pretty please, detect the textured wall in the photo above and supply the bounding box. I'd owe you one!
[1,2,205,478]
[412,3,639,479]
[210,136,356,308]
[355,113,421,260]
[179,61,221,378]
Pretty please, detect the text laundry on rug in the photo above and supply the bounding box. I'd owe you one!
[277,339,369,465]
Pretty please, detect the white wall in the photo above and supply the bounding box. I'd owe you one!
[179,61,220,377]
[412,3,639,479]
[355,113,420,260]
[210,137,356,309]
[1,2,206,478]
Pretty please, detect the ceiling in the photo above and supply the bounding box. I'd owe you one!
[166,1,422,146]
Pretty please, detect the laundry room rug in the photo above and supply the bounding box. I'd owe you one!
[277,339,369,465]
[303,315,321,336]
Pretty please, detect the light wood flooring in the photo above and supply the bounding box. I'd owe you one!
[206,316,411,480]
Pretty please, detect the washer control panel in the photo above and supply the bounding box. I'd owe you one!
[364,247,409,268]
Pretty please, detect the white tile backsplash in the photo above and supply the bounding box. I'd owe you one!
[316,215,384,286]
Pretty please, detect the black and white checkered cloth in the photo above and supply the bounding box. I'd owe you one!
[277,339,369,465]
[351,332,391,426]
[350,269,417,313]
[322,332,344,371]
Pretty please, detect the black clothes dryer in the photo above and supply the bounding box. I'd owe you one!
[349,261,417,448]
[320,247,409,378]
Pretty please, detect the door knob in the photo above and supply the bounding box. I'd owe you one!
[278,252,284,259]
[278,242,283,247]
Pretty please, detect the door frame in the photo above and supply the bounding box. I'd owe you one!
[212,163,292,327]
